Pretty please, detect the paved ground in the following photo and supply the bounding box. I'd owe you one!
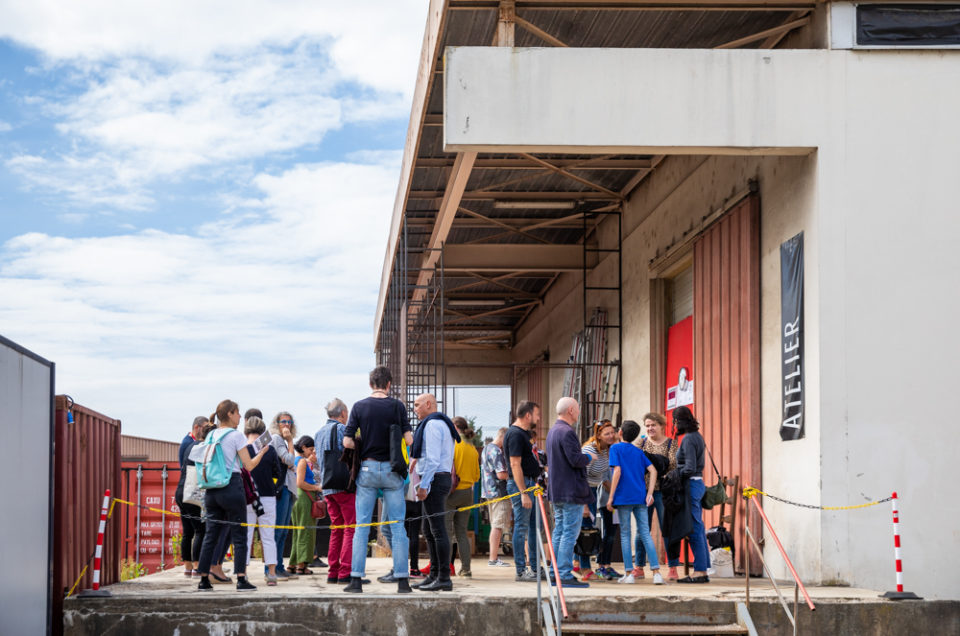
[109,557,884,602]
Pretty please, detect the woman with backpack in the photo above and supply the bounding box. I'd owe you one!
[635,412,681,581]
[243,416,284,586]
[196,400,270,592]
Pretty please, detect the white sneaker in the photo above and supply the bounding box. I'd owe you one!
[487,559,511,567]
[652,571,664,585]
[618,573,635,584]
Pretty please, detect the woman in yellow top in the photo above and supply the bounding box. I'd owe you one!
[445,417,481,577]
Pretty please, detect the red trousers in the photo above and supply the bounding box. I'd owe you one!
[325,491,356,580]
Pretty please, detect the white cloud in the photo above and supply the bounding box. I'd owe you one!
[0,120,11,132]
[0,157,399,440]
[0,1,426,95]
[1,2,425,208]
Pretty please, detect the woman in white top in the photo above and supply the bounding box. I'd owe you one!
[196,399,269,592]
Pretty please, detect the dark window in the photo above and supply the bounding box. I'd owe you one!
[857,4,960,46]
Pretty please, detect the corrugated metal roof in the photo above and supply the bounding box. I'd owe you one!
[376,0,817,351]
[121,434,180,462]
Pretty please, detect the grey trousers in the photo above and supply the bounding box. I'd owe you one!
[445,486,475,573]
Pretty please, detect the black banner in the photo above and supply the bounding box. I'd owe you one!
[780,232,804,441]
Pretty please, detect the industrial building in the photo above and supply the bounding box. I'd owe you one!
[373,0,960,600]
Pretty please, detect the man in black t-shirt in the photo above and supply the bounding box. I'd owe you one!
[342,366,414,594]
[504,400,544,581]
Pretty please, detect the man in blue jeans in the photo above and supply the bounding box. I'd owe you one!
[505,400,543,582]
[342,366,414,594]
[545,397,594,588]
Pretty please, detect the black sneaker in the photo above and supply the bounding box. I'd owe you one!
[236,577,256,592]
[343,577,364,593]
[397,578,413,594]
[377,572,398,584]
[197,576,213,591]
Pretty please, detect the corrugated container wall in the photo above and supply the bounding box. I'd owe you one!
[120,461,182,574]
[52,397,121,634]
[121,434,179,462]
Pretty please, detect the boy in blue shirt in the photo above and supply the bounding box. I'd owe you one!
[607,420,664,585]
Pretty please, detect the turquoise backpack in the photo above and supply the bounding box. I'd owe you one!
[197,428,238,489]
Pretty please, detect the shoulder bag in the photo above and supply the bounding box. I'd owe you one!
[389,399,409,480]
[310,492,327,519]
[700,445,729,510]
[183,464,204,506]
[321,425,353,492]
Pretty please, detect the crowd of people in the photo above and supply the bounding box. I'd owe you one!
[174,366,713,593]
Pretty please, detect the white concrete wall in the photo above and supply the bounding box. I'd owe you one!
[447,46,960,598]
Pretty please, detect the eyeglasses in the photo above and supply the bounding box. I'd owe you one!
[279,419,293,425]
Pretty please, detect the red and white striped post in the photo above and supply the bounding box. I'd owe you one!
[78,489,113,597]
[881,491,920,600]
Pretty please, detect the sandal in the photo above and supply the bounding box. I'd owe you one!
[299,567,314,575]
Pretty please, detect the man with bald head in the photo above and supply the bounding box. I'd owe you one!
[546,396,594,588]
[410,392,460,591]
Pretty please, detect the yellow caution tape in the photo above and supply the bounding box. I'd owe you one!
[65,564,89,598]
[110,485,542,531]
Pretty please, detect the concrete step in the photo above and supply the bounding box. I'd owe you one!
[560,622,748,635]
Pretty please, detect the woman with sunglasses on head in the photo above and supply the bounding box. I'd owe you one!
[196,400,269,592]
[268,411,298,579]
[577,419,621,581]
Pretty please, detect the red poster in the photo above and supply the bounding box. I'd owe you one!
[663,316,694,437]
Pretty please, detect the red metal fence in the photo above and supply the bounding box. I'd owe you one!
[120,461,182,574]
[52,396,121,632]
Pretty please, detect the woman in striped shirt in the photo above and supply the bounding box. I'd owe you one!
[576,420,620,581]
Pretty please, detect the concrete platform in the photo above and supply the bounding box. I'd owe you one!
[64,558,959,635]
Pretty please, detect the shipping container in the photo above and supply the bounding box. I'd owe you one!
[52,396,122,634]
[121,434,180,462]
[120,461,183,574]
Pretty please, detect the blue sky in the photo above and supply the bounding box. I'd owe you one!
[0,1,428,441]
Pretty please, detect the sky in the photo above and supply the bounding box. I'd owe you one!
[0,1,433,441]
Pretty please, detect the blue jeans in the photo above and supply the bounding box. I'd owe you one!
[508,477,539,575]
[617,503,660,572]
[351,461,409,579]
[687,479,711,572]
[551,501,583,580]
[635,491,680,568]
[273,486,293,571]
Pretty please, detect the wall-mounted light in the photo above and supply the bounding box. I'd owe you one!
[493,201,576,210]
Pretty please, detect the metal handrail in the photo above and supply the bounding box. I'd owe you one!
[743,492,815,636]
[535,491,568,635]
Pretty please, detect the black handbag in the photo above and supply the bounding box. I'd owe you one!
[706,525,734,550]
[700,446,728,510]
[321,425,352,492]
[574,527,601,557]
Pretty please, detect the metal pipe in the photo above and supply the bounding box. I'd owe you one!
[536,492,568,618]
[744,499,751,608]
[135,464,143,564]
[747,497,815,610]
[161,464,168,571]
